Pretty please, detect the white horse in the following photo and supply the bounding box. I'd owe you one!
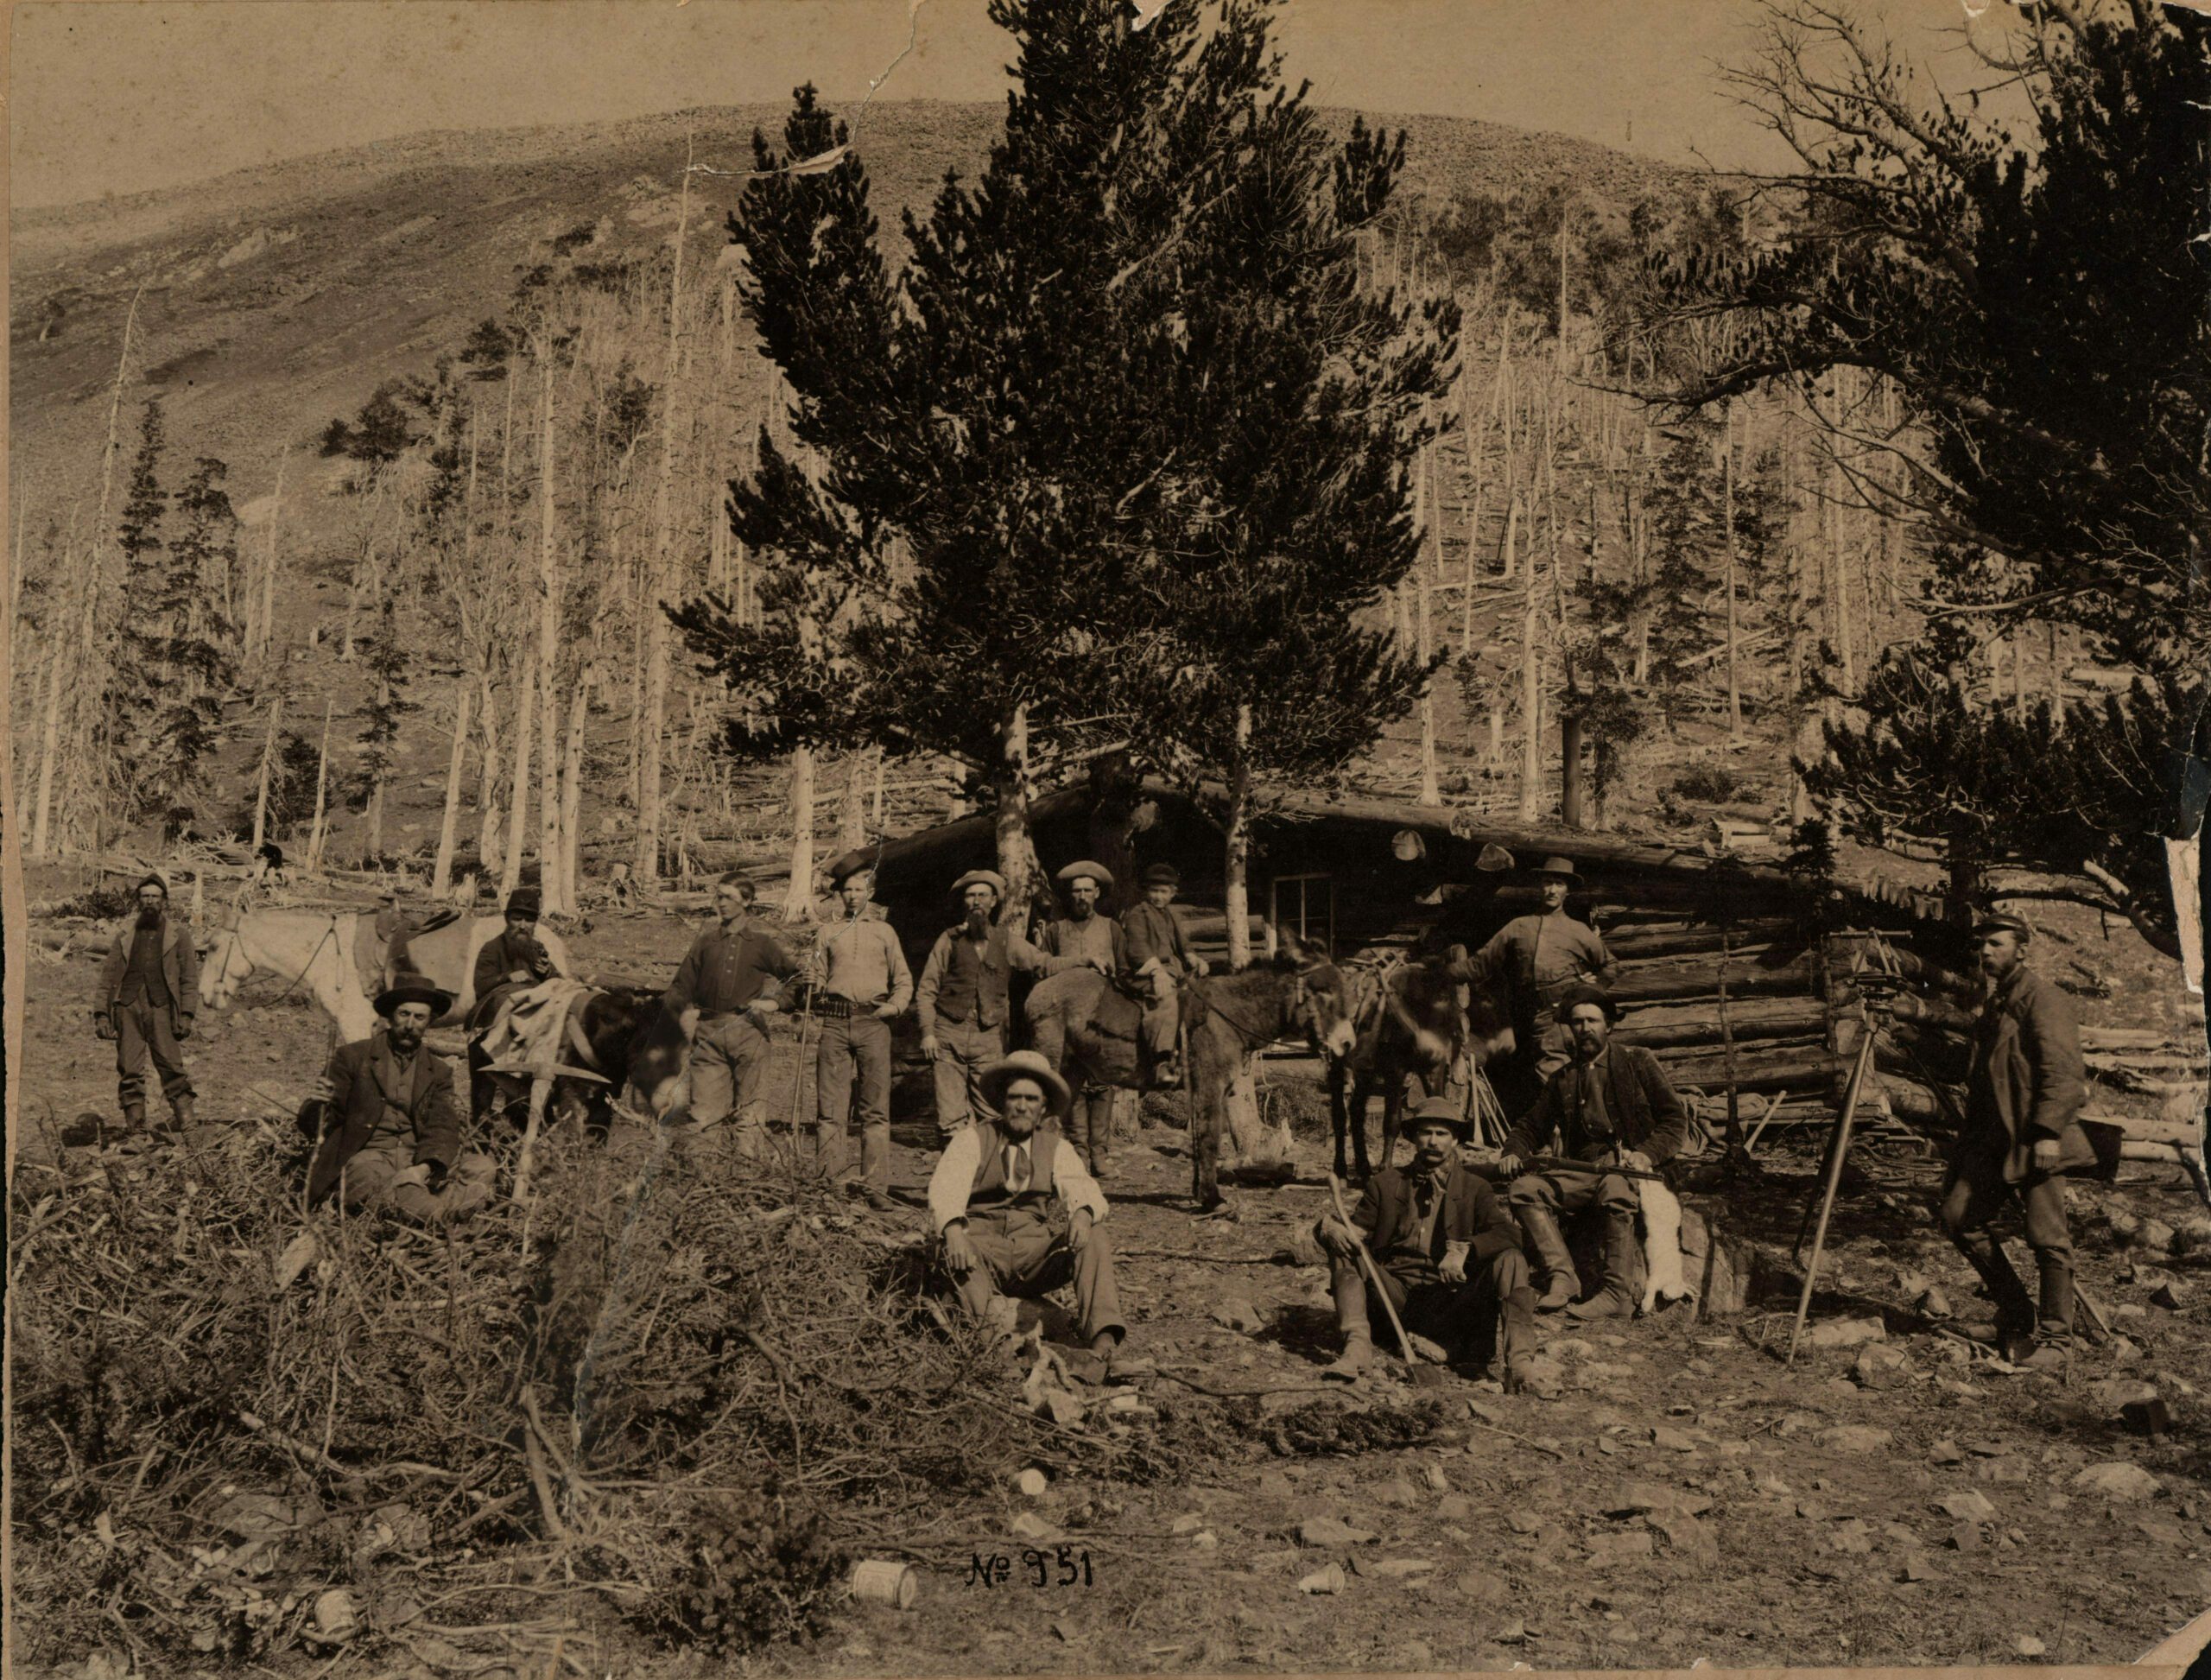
[200,909,577,1043]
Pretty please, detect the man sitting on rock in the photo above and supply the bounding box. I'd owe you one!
[1315,1096,1539,1391]
[301,973,494,1224]
[1498,984,1688,1320]
[927,1050,1130,1383]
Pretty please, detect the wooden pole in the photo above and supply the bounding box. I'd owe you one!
[1328,1173,1423,1364]
[431,679,471,897]
[307,699,334,869]
[636,130,694,893]
[1784,1025,1878,1366]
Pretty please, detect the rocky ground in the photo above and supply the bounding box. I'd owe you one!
[10,897,2211,1677]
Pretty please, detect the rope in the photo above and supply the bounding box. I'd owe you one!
[261,916,342,1011]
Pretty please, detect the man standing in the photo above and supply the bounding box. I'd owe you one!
[1120,862,1208,1085]
[301,973,493,1223]
[664,873,800,1153]
[94,873,200,1133]
[808,857,914,1208]
[1498,984,1687,1320]
[1473,856,1612,1090]
[1940,912,2094,1370]
[928,1050,1129,1383]
[1036,860,1125,1172]
[915,870,1068,1141]
[1315,1096,1539,1391]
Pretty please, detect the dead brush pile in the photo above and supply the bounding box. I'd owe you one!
[9,1116,1212,1669]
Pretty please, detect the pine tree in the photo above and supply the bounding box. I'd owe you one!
[357,592,418,862]
[108,401,172,820]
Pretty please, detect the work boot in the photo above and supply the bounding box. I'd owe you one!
[1515,1206,1580,1312]
[169,1092,197,1129]
[120,1102,148,1133]
[1321,1332,1373,1382]
[1566,1213,1639,1321]
[2018,1341,2071,1375]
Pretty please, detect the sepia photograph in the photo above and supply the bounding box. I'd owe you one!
[5,0,2208,1673]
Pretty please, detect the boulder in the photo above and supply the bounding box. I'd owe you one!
[1803,1315,1887,1349]
[1820,1424,1894,1452]
[1651,1514,1718,1563]
[2068,1461,2163,1502]
[1852,1344,1914,1390]
[1585,1531,1655,1568]
[1209,1293,1266,1334]
[1935,1491,1996,1522]
[1603,1482,1714,1518]
[1298,1515,1376,1547]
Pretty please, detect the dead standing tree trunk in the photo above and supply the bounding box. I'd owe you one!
[431,678,471,897]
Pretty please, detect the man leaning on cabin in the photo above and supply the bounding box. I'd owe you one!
[301,974,494,1224]
[94,873,200,1136]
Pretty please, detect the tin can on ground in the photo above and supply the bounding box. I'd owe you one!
[850,1559,919,1609]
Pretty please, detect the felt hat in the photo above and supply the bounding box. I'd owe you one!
[951,869,1006,898]
[1404,1094,1472,1143]
[977,1049,1072,1119]
[504,887,542,919]
[1140,862,1182,889]
[1555,982,1619,1025]
[136,872,169,897]
[1972,911,2033,941]
[1473,844,1516,874]
[1055,859,1114,892]
[827,848,877,887]
[375,972,454,1020]
[1527,855,1580,882]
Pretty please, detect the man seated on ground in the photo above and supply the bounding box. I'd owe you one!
[1315,1095,1539,1391]
[927,1051,1131,1383]
[1497,984,1688,1321]
[301,973,493,1224]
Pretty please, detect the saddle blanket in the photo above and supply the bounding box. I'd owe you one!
[479,978,596,1078]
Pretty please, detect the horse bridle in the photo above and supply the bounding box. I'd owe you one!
[1194,957,1340,1049]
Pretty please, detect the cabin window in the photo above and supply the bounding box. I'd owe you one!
[1270,873,1334,956]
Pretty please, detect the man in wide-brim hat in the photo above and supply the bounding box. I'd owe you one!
[93,872,200,1136]
[1314,1095,1539,1390]
[301,973,493,1224]
[926,1050,1130,1379]
[915,868,1080,1142]
[1940,911,2095,1370]
[1462,853,1613,1092]
[1498,982,1688,1320]
[1032,861,1127,1173]
[1119,861,1208,1086]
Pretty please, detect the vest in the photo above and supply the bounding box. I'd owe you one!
[123,924,172,1008]
[966,1119,1064,1220]
[935,929,1010,1027]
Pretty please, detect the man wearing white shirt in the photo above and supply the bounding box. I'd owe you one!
[928,1050,1128,1380]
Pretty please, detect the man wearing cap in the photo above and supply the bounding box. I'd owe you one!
[927,1050,1129,1379]
[1470,856,1612,1092]
[1036,862,1125,1171]
[301,974,493,1222]
[471,888,556,1025]
[93,873,200,1133]
[915,870,1073,1141]
[1120,862,1209,1085]
[807,855,914,1208]
[1941,912,2094,1370]
[664,873,801,1152]
[1315,1095,1540,1389]
[1498,984,1688,1319]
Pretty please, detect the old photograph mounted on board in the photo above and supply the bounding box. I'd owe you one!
[6,0,2208,1672]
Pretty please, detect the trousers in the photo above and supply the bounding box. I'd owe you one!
[1505,1162,1638,1219]
[816,1012,892,1187]
[690,1011,773,1150]
[931,1017,1004,1137]
[1067,1087,1116,1173]
[954,1206,1126,1345]
[339,1139,496,1224]
[1940,1143,2075,1345]
[116,999,193,1115]
[1332,1247,1536,1369]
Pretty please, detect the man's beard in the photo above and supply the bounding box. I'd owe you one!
[1068,904,1094,922]
[389,1028,422,1056]
[965,910,990,935]
[137,906,163,928]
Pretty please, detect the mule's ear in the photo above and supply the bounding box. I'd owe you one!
[1272,920,1306,965]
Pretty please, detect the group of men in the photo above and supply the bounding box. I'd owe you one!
[96,854,2098,1380]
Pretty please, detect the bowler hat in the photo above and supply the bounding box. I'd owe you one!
[951,869,1006,898]
[1404,1094,1472,1143]
[1056,859,1114,892]
[1473,844,1516,874]
[375,972,454,1020]
[1555,982,1619,1024]
[1527,855,1580,881]
[1141,862,1182,889]
[1973,911,2033,941]
[504,888,542,919]
[977,1049,1072,1119]
[827,849,877,888]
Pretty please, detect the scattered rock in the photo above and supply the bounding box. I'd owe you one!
[1772,1411,1825,1437]
[1948,1524,1981,1553]
[1754,1474,1793,1498]
[1972,1456,2028,1486]
[1188,1530,1219,1550]
[1257,1469,1293,1499]
[2090,1379,2161,1416]
[1010,1512,1056,1542]
[2017,1636,2047,1658]
[1651,1514,1718,1563]
[1298,1516,1375,1547]
[1585,1531,1654,1568]
[308,1588,359,1645]
[1466,1397,1508,1427]
[2138,1218,2177,1254]
[1803,1315,1886,1349]
[1651,1426,1697,1453]
[1424,1462,1450,1493]
[1603,1481,1714,1518]
[1820,1424,1894,1452]
[1437,1494,1474,1521]
[1916,1286,1954,1320]
[1506,1512,1544,1536]
[1828,1518,1874,1555]
[1899,1555,1938,1582]
[1170,1513,1207,1535]
[1297,1563,1346,1595]
[2151,1278,2190,1312]
[1368,1557,1436,1578]
[1210,1294,1266,1333]
[1496,1618,1527,1645]
[1929,1439,1965,1466]
[1852,1344,1913,1390]
[2068,1461,2163,1502]
[1012,1468,1049,1498]
[1936,1491,1996,1522]
[1516,1355,1565,1399]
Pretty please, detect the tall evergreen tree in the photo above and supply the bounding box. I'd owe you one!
[357,592,417,861]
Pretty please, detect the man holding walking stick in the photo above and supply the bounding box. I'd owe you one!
[1314,1097,1539,1392]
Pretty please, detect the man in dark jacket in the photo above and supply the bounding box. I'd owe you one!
[1315,1095,1539,1390]
[470,888,555,1028]
[1120,862,1209,1085]
[301,974,492,1222]
[94,873,200,1132]
[1498,983,1688,1319]
[1941,912,2095,1369]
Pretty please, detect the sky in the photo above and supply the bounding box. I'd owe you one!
[10,0,2002,210]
